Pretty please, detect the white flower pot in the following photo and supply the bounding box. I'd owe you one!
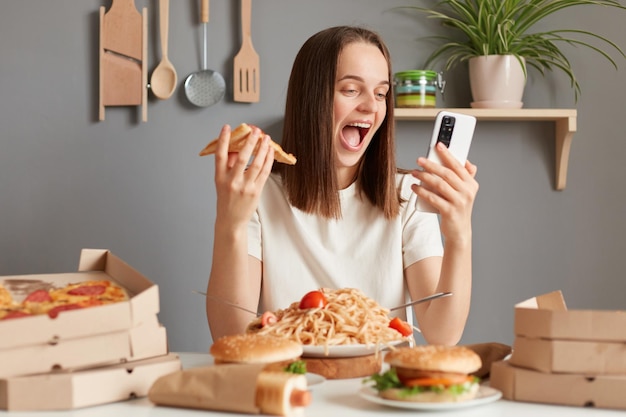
[469,55,526,108]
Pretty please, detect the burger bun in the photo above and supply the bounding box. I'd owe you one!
[210,333,303,365]
[384,345,481,374]
[379,345,482,403]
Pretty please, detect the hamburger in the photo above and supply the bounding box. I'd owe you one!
[365,345,481,403]
[209,333,311,415]
[210,333,306,373]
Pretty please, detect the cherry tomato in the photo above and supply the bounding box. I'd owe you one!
[389,317,413,337]
[298,290,328,310]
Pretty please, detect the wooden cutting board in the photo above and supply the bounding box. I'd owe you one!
[99,0,147,122]
[303,355,382,380]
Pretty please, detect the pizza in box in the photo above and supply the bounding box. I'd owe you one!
[0,279,128,320]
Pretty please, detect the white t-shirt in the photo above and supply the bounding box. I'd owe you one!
[248,173,443,320]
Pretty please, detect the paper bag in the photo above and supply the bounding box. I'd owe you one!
[148,363,265,414]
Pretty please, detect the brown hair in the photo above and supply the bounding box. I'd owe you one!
[274,26,399,219]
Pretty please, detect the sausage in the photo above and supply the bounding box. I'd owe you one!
[23,289,52,303]
[1,310,31,320]
[47,303,83,318]
[68,285,106,296]
[289,389,312,407]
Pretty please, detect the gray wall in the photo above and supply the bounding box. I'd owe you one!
[1,1,625,352]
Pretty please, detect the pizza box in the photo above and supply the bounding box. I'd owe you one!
[490,360,626,410]
[514,290,626,341]
[0,248,160,350]
[0,314,169,379]
[510,336,626,374]
[0,353,182,411]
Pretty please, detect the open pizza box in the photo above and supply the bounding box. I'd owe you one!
[0,353,182,411]
[490,360,626,410]
[0,249,167,378]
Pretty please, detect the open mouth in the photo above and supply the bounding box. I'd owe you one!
[342,122,371,149]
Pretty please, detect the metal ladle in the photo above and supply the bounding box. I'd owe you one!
[184,0,225,107]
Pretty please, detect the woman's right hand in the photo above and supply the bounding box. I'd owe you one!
[213,124,275,228]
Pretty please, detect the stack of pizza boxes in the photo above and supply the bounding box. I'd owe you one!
[490,290,626,411]
[0,249,181,411]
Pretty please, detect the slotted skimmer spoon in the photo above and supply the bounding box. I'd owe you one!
[233,0,260,102]
[184,0,225,107]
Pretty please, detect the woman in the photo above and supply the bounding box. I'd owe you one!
[206,26,478,346]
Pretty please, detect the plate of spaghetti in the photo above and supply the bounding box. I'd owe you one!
[301,340,405,358]
[246,288,412,357]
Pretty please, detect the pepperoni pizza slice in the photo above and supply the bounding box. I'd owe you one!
[0,283,14,309]
[0,283,32,320]
[2,279,129,320]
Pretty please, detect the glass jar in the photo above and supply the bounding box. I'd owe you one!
[394,70,445,108]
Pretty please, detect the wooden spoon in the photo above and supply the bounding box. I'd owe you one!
[150,0,177,99]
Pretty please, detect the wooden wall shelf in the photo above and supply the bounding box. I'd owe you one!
[394,108,577,190]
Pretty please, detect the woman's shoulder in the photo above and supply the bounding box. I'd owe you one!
[258,173,288,206]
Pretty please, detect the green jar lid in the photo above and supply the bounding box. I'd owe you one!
[394,70,438,80]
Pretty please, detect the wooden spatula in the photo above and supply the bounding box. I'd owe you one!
[233,0,260,102]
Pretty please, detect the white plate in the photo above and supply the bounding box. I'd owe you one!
[302,340,405,358]
[358,385,502,410]
[305,372,326,388]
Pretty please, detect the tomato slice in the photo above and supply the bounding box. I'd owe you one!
[402,374,474,387]
[389,317,413,336]
[298,290,328,309]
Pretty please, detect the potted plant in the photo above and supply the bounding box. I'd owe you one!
[402,0,626,108]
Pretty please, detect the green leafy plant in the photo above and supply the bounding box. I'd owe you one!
[402,0,626,100]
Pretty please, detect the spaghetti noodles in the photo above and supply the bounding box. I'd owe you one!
[246,288,412,351]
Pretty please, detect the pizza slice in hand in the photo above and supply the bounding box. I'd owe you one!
[199,123,297,165]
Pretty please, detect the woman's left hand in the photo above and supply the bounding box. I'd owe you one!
[411,142,479,242]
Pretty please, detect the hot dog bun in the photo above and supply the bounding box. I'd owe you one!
[255,371,309,417]
[199,123,297,165]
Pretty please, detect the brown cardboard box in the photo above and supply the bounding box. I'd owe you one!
[490,360,626,410]
[510,336,626,374]
[0,314,168,379]
[514,290,626,341]
[0,353,182,411]
[0,249,166,378]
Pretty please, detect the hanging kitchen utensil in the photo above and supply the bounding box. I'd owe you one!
[184,0,225,107]
[233,0,260,102]
[99,0,148,121]
[150,0,177,99]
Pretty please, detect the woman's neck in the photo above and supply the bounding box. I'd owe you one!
[336,166,358,190]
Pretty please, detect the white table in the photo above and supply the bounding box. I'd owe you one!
[1,352,623,417]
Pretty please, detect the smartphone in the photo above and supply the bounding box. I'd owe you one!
[416,111,477,213]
